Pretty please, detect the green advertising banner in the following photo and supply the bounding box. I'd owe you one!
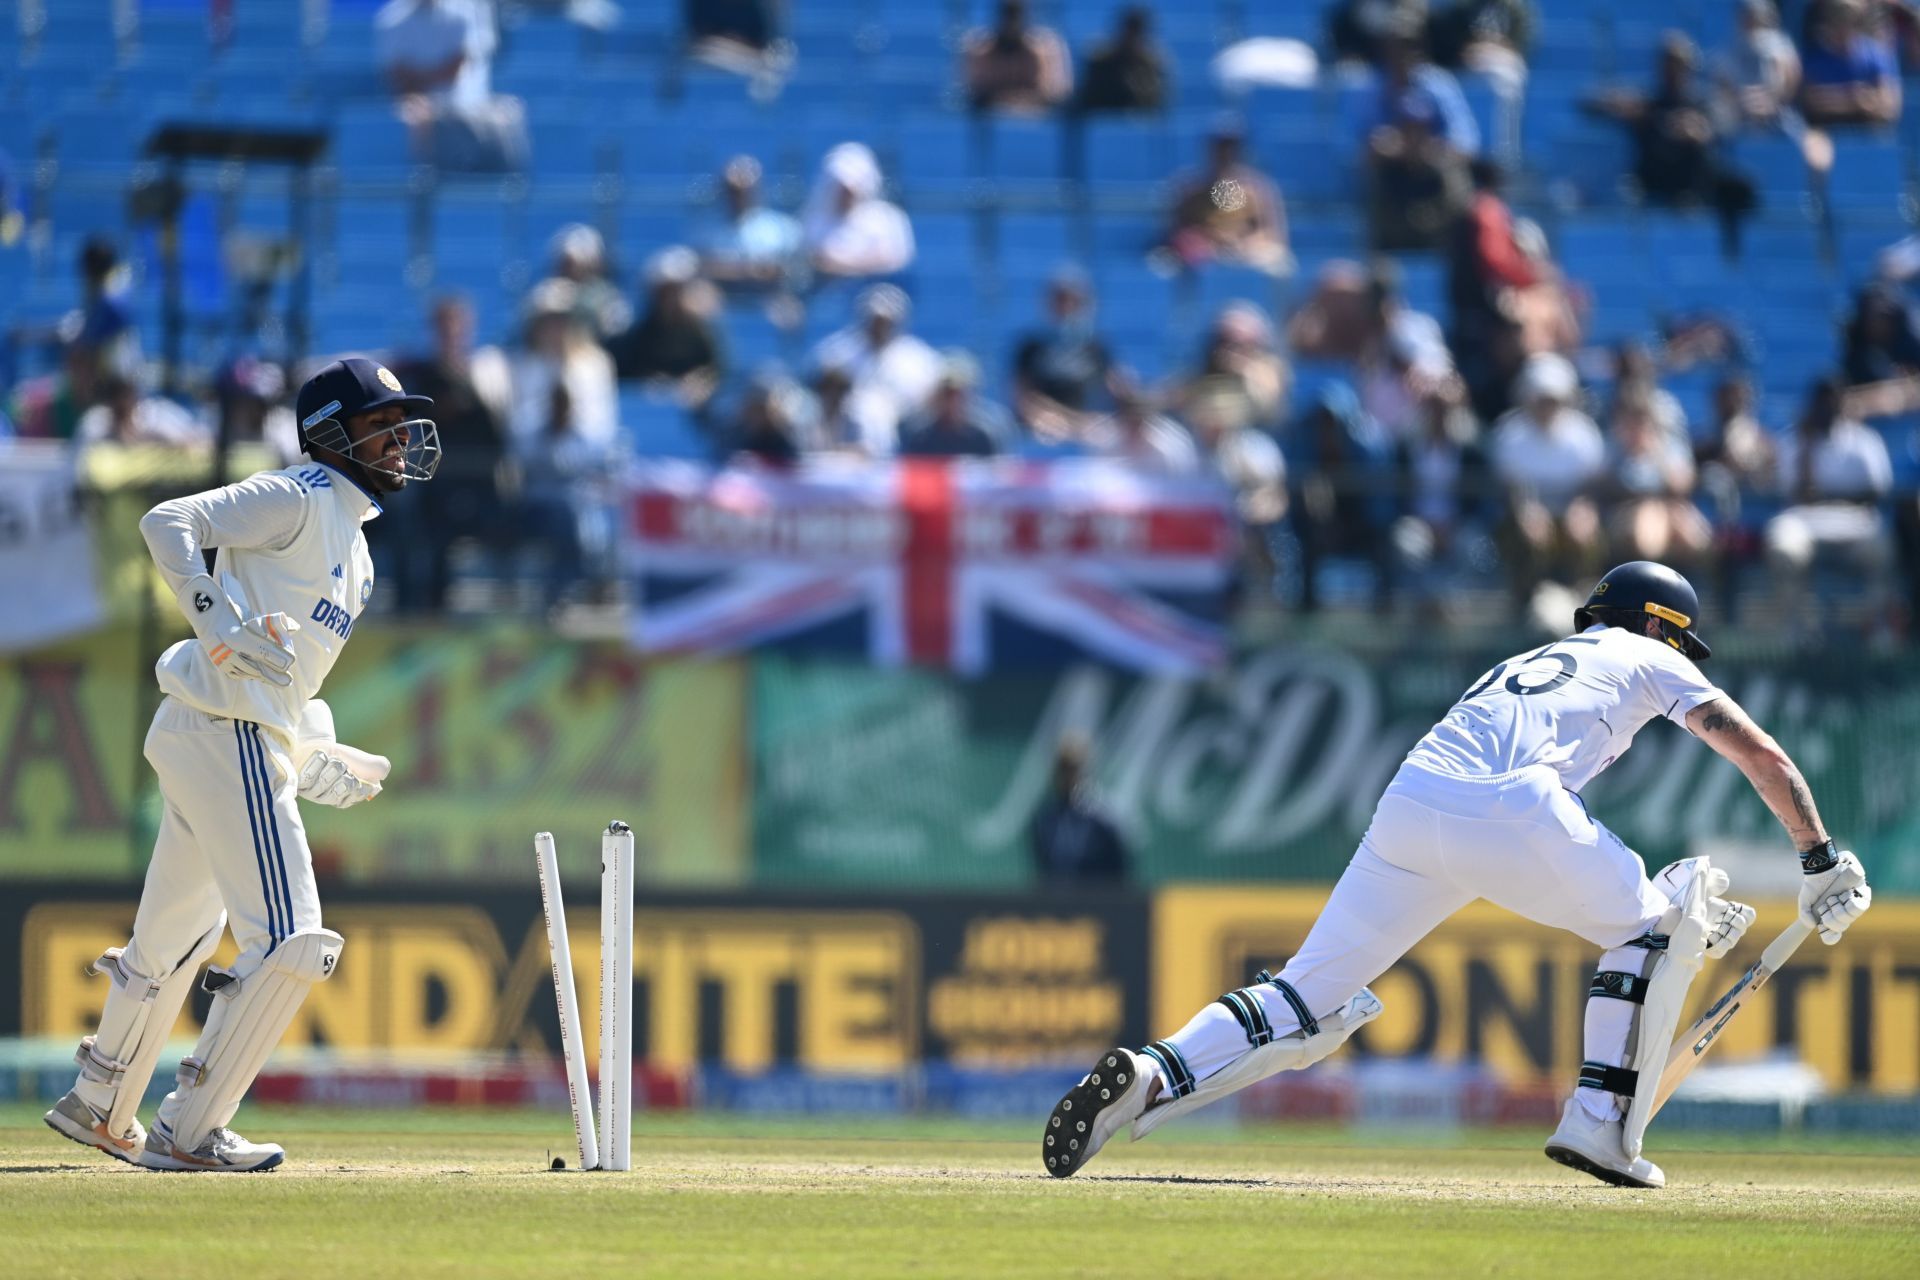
[0,625,747,884]
[752,647,1920,893]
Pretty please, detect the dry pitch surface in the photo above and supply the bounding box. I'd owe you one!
[3,1103,1916,1278]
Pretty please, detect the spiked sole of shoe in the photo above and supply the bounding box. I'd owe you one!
[1042,1048,1135,1179]
[1545,1142,1658,1189]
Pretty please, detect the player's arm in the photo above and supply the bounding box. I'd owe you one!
[1684,695,1824,848]
[1686,695,1870,945]
[140,475,309,686]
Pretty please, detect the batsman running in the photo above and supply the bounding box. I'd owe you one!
[1045,561,1873,1188]
[43,357,439,1172]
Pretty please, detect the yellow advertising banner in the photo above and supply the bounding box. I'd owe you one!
[1152,888,1920,1092]
[14,889,1150,1073]
[0,624,748,884]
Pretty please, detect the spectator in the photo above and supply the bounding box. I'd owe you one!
[1185,301,1290,427]
[1290,382,1395,612]
[963,0,1073,115]
[375,0,527,172]
[729,371,810,466]
[1609,341,1689,445]
[1490,353,1606,603]
[509,279,618,455]
[1184,377,1287,586]
[9,334,106,440]
[1077,6,1169,114]
[898,354,1006,458]
[1587,33,1758,257]
[1029,735,1128,884]
[1447,159,1538,422]
[1329,0,1430,66]
[213,357,302,464]
[76,237,139,370]
[1162,122,1292,275]
[1353,262,1455,441]
[696,155,803,291]
[1012,266,1116,442]
[1799,0,1902,126]
[1088,380,1199,473]
[802,142,915,281]
[1390,378,1490,613]
[809,284,942,456]
[543,224,631,342]
[1842,282,1920,387]
[1718,0,1803,130]
[1697,372,1778,498]
[686,0,783,63]
[75,373,206,449]
[1289,258,1449,376]
[1366,24,1479,251]
[809,365,861,453]
[387,296,514,611]
[511,379,605,610]
[609,247,726,406]
[1765,375,1894,621]
[1598,388,1713,567]
[1427,0,1535,93]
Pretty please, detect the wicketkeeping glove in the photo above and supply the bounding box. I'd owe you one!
[297,742,390,809]
[1798,842,1872,946]
[177,573,298,687]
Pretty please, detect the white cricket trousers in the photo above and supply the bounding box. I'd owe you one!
[124,697,322,981]
[1150,761,1669,1118]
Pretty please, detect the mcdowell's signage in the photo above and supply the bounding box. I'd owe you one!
[754,648,1920,889]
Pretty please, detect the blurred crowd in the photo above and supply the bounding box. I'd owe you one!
[5,0,1920,635]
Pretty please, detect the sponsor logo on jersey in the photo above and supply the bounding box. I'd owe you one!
[297,466,332,491]
[310,596,355,640]
[331,564,343,579]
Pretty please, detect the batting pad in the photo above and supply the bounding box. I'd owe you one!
[1131,988,1384,1140]
[1622,861,1711,1160]
[75,917,226,1138]
[166,928,343,1153]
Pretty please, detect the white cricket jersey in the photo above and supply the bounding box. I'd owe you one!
[1404,625,1724,793]
[142,462,379,747]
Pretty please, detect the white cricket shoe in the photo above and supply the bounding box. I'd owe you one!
[1041,1046,1154,1178]
[1544,1097,1666,1189]
[43,1090,144,1164]
[138,1118,284,1173]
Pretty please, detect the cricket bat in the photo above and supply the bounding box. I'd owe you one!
[1646,917,1814,1120]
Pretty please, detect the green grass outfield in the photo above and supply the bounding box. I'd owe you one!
[4,1103,1917,1278]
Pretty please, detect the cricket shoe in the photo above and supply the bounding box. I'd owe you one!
[1544,1098,1666,1189]
[43,1091,144,1164]
[1042,1047,1153,1178]
[138,1118,284,1173]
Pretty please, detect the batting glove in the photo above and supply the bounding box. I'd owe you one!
[177,573,298,687]
[1797,843,1872,946]
[297,745,388,809]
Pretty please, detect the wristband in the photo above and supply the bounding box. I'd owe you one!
[1799,840,1839,875]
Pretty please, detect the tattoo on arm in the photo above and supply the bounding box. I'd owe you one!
[1690,697,1828,847]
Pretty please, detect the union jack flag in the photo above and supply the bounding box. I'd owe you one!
[626,458,1237,673]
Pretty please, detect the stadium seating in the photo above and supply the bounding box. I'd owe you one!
[0,0,1913,456]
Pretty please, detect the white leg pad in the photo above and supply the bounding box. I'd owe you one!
[73,917,226,1137]
[161,928,342,1153]
[1621,858,1711,1160]
[1131,988,1383,1140]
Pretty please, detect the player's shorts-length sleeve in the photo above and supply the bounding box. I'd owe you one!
[1642,642,1724,727]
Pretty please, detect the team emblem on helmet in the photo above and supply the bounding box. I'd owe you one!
[376,366,403,392]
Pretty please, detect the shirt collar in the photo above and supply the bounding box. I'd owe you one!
[318,462,384,520]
